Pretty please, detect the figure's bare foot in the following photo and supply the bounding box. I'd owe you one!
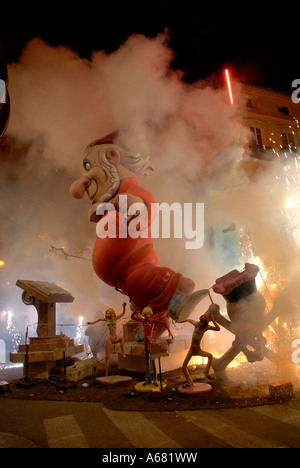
[176,289,209,321]
[177,277,195,295]
[168,277,208,320]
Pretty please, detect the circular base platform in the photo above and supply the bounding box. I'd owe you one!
[135,381,167,393]
[178,382,212,394]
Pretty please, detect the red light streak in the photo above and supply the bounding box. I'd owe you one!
[225,69,234,104]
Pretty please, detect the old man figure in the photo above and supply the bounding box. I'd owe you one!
[70,131,208,335]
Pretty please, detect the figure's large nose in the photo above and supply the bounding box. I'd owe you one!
[70,176,91,199]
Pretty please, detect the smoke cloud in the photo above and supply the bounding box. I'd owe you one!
[1,32,299,383]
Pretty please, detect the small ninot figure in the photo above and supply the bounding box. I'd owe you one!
[131,306,173,386]
[87,302,126,376]
[176,304,220,386]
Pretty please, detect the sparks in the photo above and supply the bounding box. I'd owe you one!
[285,196,296,209]
[5,310,21,353]
[0,260,5,267]
[225,69,234,104]
[76,316,85,342]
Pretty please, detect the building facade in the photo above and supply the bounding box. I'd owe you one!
[240,84,300,159]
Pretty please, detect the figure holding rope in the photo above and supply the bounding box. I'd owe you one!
[176,303,220,386]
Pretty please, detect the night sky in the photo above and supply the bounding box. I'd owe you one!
[1,1,298,94]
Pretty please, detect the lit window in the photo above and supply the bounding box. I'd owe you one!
[281,132,295,148]
[250,126,263,146]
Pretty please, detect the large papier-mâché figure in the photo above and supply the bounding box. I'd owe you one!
[70,132,208,329]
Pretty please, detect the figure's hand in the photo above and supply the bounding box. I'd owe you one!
[110,193,145,220]
[175,319,185,324]
[131,310,143,321]
[208,303,220,316]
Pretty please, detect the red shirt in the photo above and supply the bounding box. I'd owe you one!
[92,177,156,287]
[92,177,182,314]
[132,314,167,345]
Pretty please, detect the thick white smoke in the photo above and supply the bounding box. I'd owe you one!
[1,33,245,312]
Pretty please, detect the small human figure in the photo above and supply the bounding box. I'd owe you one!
[131,306,173,386]
[176,304,221,386]
[87,302,127,376]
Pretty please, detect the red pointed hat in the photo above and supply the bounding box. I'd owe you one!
[87,131,119,149]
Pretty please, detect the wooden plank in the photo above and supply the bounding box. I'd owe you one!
[16,280,74,303]
[10,344,84,363]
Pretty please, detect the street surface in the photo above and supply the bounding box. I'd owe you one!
[0,397,300,448]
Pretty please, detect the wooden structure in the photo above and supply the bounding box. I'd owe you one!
[268,381,294,401]
[10,280,84,379]
[116,320,193,374]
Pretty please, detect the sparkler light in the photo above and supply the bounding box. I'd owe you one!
[285,196,296,209]
[76,316,85,343]
[270,151,300,247]
[225,69,234,104]
[5,310,21,354]
[0,260,5,267]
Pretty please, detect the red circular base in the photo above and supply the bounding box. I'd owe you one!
[178,382,212,394]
